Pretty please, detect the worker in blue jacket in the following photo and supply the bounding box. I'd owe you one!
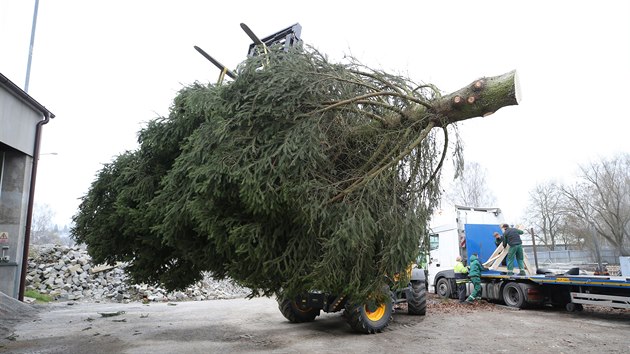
[465,253,483,303]
[501,223,526,276]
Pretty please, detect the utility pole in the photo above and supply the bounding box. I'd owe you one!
[24,0,40,93]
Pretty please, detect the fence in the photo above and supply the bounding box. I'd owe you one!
[524,249,620,265]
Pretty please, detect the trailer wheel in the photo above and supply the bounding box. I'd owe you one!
[407,281,427,316]
[565,303,584,312]
[436,278,451,298]
[502,282,527,309]
[344,298,393,334]
[278,297,320,323]
[552,302,567,310]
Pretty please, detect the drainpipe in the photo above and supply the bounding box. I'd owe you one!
[18,111,50,301]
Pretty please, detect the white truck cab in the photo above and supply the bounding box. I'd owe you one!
[427,205,504,293]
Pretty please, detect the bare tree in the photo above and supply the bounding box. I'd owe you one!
[562,213,588,250]
[562,153,630,256]
[445,161,496,207]
[525,181,571,250]
[31,203,62,245]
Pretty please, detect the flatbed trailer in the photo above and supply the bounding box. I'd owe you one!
[443,271,630,311]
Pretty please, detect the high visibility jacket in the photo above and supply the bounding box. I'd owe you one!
[454,260,469,284]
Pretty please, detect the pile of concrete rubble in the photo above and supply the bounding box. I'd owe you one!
[25,244,250,303]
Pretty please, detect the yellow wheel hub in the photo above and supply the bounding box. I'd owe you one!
[365,303,386,321]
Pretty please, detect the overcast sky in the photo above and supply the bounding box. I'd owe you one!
[1,0,629,227]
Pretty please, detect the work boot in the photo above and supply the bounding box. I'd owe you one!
[507,272,514,276]
[519,270,527,276]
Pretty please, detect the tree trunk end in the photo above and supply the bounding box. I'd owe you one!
[407,70,520,127]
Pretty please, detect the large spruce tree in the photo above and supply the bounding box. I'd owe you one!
[72,45,518,301]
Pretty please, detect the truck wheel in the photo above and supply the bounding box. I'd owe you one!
[552,302,567,310]
[436,278,451,298]
[407,281,427,316]
[565,302,584,312]
[502,282,527,309]
[344,298,393,334]
[278,298,320,323]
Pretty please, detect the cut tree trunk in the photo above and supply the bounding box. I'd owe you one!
[408,70,520,126]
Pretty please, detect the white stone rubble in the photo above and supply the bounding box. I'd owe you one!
[26,245,250,303]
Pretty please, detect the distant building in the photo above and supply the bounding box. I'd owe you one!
[0,73,54,300]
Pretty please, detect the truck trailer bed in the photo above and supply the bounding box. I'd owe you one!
[480,272,630,310]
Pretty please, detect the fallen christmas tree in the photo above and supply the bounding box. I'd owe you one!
[72,45,519,310]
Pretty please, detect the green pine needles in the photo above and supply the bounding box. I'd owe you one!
[72,46,462,302]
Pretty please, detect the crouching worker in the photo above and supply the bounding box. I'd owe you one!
[454,256,469,303]
[466,253,483,303]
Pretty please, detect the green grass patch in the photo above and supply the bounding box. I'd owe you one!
[24,290,53,303]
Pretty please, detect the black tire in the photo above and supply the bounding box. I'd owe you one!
[576,303,584,311]
[565,302,584,312]
[344,298,393,334]
[502,282,527,308]
[436,277,451,298]
[278,297,320,323]
[551,302,567,310]
[407,281,427,316]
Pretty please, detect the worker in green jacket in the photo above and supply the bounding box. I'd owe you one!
[493,231,503,247]
[454,256,469,303]
[465,253,483,303]
[501,223,526,276]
